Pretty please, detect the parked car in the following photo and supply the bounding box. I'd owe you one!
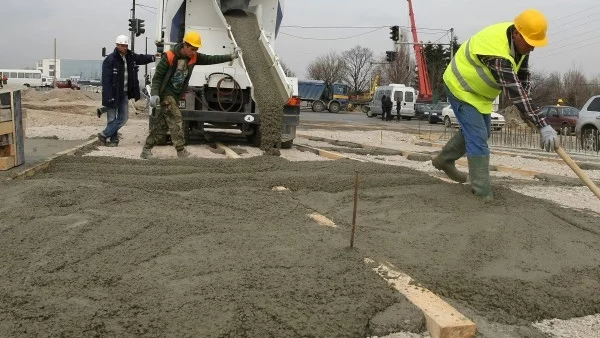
[575,95,600,151]
[415,103,433,120]
[538,105,579,134]
[441,105,505,130]
[425,102,449,124]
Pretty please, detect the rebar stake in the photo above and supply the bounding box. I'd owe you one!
[350,170,360,249]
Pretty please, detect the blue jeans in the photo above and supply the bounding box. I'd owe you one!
[445,86,491,156]
[102,95,129,142]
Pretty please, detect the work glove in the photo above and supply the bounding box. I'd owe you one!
[540,125,559,152]
[231,47,241,60]
[149,95,160,108]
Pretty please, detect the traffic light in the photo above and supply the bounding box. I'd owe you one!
[385,51,397,62]
[128,18,137,34]
[390,25,400,42]
[136,19,145,37]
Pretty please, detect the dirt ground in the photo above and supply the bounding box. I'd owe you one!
[1,154,600,337]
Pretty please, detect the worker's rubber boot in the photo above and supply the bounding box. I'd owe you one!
[431,132,467,183]
[140,147,153,159]
[177,148,191,158]
[467,155,493,201]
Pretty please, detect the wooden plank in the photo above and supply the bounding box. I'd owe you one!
[0,108,11,122]
[370,260,476,338]
[0,156,15,171]
[11,90,24,166]
[216,142,241,159]
[0,121,13,135]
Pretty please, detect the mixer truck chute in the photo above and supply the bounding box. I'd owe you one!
[152,0,298,148]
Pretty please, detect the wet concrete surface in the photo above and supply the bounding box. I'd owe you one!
[0,138,86,179]
[1,155,599,336]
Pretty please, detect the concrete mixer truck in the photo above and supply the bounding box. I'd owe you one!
[151,0,299,148]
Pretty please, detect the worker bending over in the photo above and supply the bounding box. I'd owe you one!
[432,9,559,201]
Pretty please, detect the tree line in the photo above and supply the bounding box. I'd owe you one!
[295,34,600,109]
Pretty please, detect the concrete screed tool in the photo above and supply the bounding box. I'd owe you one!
[555,146,600,200]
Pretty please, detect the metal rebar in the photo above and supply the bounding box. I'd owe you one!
[350,170,360,249]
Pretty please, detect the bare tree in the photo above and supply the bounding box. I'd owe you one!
[563,68,590,108]
[280,61,296,77]
[342,45,374,93]
[306,52,347,84]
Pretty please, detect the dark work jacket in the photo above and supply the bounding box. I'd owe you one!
[383,96,393,109]
[102,48,155,108]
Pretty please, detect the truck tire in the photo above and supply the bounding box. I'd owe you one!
[328,101,341,114]
[281,139,293,149]
[312,100,325,112]
[247,126,261,147]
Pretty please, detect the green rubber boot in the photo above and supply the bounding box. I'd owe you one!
[432,131,467,183]
[467,155,493,201]
[140,147,153,159]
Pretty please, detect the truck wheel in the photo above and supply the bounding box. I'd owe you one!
[247,126,262,147]
[362,105,370,114]
[444,116,452,128]
[328,101,341,113]
[312,100,325,112]
[281,140,293,149]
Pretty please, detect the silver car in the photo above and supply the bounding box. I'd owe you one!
[575,95,600,151]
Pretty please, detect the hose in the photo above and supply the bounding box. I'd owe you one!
[191,72,244,113]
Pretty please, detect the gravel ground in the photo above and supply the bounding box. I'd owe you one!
[16,93,600,337]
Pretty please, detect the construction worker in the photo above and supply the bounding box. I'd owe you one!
[556,98,564,106]
[432,9,558,201]
[99,35,158,146]
[140,31,240,159]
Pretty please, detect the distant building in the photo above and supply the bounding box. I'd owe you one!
[36,59,103,81]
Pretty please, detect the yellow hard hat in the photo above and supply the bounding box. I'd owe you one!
[183,31,202,48]
[514,9,548,47]
[558,98,564,103]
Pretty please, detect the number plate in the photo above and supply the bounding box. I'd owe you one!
[178,100,186,109]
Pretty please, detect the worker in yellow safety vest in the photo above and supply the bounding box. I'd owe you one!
[432,9,558,201]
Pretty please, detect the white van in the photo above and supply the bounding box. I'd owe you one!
[367,84,416,119]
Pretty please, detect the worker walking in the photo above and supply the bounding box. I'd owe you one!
[432,9,558,201]
[140,31,240,159]
[99,35,157,146]
[556,98,564,106]
[382,95,393,121]
[396,97,402,121]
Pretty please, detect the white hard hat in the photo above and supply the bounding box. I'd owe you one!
[116,35,129,45]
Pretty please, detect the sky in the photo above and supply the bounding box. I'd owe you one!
[1,0,599,80]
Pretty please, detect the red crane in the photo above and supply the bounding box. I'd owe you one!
[407,0,433,103]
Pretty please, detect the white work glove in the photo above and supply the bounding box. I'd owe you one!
[540,125,559,152]
[149,95,160,108]
[231,47,241,60]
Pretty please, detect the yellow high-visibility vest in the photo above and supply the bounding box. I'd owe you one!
[443,22,525,114]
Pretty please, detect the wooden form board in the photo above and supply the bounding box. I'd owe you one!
[0,90,24,170]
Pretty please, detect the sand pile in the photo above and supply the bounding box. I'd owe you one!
[22,88,96,103]
[503,105,534,129]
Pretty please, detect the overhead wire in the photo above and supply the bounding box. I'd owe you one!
[279,27,387,41]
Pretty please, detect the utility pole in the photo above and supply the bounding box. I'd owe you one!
[131,0,136,52]
[145,37,148,78]
[450,28,454,60]
[53,38,57,87]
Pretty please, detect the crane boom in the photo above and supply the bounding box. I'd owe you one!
[407,0,433,103]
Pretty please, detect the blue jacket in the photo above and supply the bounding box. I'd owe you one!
[101,48,155,108]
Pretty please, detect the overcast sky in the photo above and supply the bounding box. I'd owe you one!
[2,0,599,80]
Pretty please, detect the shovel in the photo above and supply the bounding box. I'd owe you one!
[555,146,600,200]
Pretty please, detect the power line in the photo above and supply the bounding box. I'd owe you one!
[136,3,158,9]
[137,5,156,15]
[550,4,600,24]
[536,38,600,60]
[281,25,448,32]
[279,27,387,41]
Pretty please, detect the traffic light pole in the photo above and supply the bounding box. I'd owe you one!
[131,0,136,52]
